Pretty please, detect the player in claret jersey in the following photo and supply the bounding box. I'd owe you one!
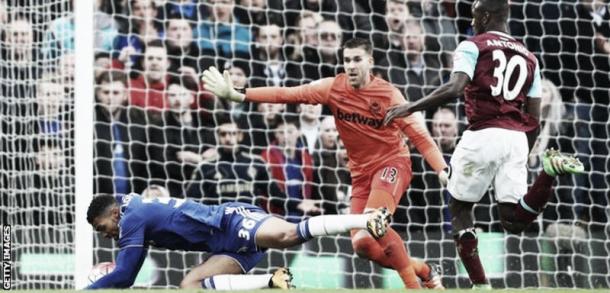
[203,38,446,289]
[383,0,585,288]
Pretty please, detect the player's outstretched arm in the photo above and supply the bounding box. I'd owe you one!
[383,72,470,125]
[86,246,146,289]
[202,66,333,105]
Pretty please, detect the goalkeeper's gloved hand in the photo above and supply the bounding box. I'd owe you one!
[202,66,245,102]
[438,166,450,187]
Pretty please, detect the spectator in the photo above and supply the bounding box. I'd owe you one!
[0,1,6,27]
[312,116,351,215]
[284,0,372,40]
[407,0,458,68]
[186,118,320,216]
[41,3,74,59]
[112,0,162,67]
[58,53,75,94]
[164,16,200,77]
[36,79,69,137]
[262,119,316,222]
[431,107,458,152]
[371,0,412,61]
[94,70,149,195]
[148,74,214,196]
[1,16,39,101]
[234,0,283,26]
[250,24,288,87]
[239,102,287,154]
[95,0,119,52]
[1,15,42,188]
[11,138,73,226]
[94,52,112,80]
[197,0,251,58]
[284,11,323,62]
[379,20,443,102]
[298,104,323,154]
[156,0,204,23]
[301,20,343,81]
[537,79,589,235]
[529,79,567,168]
[128,40,170,110]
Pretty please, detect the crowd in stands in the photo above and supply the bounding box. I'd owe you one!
[2,0,610,237]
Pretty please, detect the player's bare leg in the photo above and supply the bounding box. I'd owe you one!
[500,149,585,234]
[255,209,390,249]
[449,198,489,288]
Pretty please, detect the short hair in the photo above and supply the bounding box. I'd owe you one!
[214,112,234,126]
[94,51,111,60]
[223,60,250,77]
[96,70,128,86]
[86,194,117,224]
[342,38,373,55]
[167,73,199,92]
[144,39,165,53]
[275,116,300,129]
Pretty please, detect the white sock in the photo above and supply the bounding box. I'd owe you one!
[297,214,368,241]
[201,274,273,290]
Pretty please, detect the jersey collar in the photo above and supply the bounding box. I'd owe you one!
[488,31,515,40]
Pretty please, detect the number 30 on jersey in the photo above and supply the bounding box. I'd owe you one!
[490,49,528,101]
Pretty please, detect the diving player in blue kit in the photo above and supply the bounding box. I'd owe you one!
[86,193,390,290]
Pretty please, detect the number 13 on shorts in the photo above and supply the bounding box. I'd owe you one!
[380,167,398,183]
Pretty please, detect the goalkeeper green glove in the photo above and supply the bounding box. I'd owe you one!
[202,66,245,102]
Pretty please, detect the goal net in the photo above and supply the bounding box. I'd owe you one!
[0,0,76,289]
[2,0,609,289]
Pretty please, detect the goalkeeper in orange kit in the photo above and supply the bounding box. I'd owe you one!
[202,38,447,289]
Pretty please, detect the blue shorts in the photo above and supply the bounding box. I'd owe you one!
[215,203,272,272]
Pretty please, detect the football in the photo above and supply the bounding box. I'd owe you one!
[88,262,116,284]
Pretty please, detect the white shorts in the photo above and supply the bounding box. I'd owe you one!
[447,128,528,204]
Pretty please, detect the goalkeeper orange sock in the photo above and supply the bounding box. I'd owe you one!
[377,228,421,289]
[352,229,420,288]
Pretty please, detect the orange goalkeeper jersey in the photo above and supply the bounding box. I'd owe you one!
[245,73,446,178]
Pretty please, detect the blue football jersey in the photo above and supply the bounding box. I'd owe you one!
[116,194,229,252]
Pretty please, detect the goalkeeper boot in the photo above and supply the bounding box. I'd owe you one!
[269,267,294,289]
[542,148,585,176]
[422,262,445,290]
[367,207,391,239]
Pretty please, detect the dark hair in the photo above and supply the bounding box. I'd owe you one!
[342,38,373,56]
[214,112,234,126]
[86,194,117,224]
[94,51,111,60]
[96,70,128,86]
[144,39,166,53]
[275,116,300,129]
[223,60,250,77]
[167,73,199,92]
